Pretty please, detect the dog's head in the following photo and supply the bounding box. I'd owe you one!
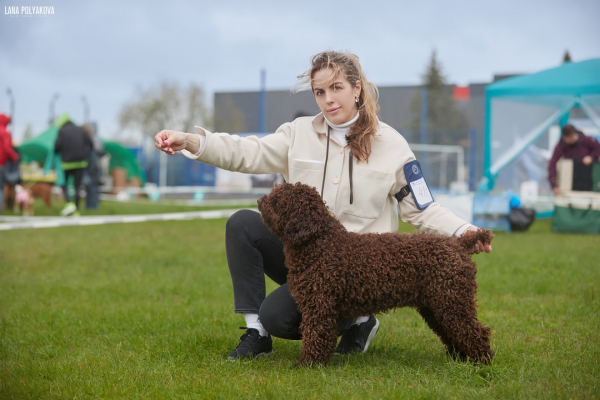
[258,182,340,245]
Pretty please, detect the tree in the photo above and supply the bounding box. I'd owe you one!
[119,81,213,138]
[563,50,572,63]
[407,50,467,145]
[119,82,213,187]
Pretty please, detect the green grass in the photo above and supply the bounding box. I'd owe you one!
[0,218,598,399]
[2,198,258,217]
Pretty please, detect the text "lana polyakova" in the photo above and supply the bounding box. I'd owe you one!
[5,6,55,15]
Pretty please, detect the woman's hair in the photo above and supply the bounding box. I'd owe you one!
[294,51,380,162]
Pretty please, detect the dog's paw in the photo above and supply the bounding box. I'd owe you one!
[295,358,328,368]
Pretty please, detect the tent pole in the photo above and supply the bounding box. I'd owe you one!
[479,94,493,191]
[578,97,600,132]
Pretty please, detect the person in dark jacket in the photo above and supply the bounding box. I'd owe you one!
[82,123,105,210]
[548,124,600,195]
[54,113,92,216]
[0,113,20,214]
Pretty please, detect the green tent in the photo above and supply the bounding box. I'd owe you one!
[479,58,600,192]
[103,141,146,184]
[18,125,146,186]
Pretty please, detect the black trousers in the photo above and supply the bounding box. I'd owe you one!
[226,209,354,340]
[62,168,85,209]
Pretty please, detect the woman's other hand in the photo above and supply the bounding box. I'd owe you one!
[155,130,198,155]
[465,226,492,254]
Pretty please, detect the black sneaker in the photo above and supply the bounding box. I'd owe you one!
[227,327,273,360]
[334,316,379,355]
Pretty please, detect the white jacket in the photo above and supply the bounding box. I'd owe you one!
[182,113,468,235]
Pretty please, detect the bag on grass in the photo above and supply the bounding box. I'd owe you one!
[509,207,536,232]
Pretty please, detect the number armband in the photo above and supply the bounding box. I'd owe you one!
[402,160,434,211]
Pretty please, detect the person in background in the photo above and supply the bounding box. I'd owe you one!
[548,124,600,195]
[0,113,20,214]
[82,123,105,210]
[54,113,93,216]
[3,144,21,212]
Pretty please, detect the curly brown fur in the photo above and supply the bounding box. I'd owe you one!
[257,182,495,366]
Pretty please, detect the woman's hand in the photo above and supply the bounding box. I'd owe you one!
[155,130,196,155]
[465,226,492,254]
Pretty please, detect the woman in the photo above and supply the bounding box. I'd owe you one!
[155,51,492,360]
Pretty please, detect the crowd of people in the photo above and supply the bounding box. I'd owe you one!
[0,112,104,216]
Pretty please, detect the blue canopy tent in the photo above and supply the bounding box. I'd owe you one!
[479,58,600,192]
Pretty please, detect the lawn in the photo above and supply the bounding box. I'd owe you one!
[0,215,598,399]
[1,198,259,217]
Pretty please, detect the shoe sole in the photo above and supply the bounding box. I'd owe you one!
[362,318,380,353]
[60,205,77,216]
[227,350,274,361]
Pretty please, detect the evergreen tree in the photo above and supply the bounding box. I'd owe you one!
[563,50,572,63]
[407,50,467,145]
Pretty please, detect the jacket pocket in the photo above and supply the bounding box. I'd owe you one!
[342,167,392,220]
[289,159,325,192]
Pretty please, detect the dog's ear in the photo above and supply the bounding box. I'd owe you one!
[283,210,321,245]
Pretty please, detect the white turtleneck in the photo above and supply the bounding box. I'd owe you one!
[324,111,359,147]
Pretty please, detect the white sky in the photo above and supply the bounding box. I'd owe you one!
[1,0,599,143]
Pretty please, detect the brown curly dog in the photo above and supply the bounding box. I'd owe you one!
[257,182,494,366]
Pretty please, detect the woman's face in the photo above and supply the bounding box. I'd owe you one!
[312,68,361,125]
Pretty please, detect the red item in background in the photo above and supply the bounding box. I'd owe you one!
[0,113,19,166]
[453,86,471,101]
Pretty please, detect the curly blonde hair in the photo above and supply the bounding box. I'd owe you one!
[294,51,380,162]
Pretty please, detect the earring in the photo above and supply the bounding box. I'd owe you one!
[355,98,359,103]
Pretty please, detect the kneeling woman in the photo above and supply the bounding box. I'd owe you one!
[154,51,492,360]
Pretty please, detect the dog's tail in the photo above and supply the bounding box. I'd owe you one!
[458,228,495,253]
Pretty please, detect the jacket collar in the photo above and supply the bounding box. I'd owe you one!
[311,112,383,136]
[311,113,328,135]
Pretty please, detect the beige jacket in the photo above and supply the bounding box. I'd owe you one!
[182,113,468,235]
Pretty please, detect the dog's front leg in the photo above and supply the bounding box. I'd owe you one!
[298,306,338,366]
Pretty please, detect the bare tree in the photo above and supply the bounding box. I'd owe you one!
[118,82,213,187]
[119,81,213,138]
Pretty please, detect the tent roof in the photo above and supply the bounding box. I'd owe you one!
[18,126,145,183]
[486,58,600,97]
[18,125,58,163]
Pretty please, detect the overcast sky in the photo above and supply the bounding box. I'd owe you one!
[1,0,599,143]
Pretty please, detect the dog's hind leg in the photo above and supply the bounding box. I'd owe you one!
[298,307,339,366]
[431,296,493,365]
[417,307,466,360]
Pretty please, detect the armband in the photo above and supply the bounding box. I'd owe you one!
[403,160,434,210]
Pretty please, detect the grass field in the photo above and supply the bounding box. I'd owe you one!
[1,198,259,217]
[1,207,598,399]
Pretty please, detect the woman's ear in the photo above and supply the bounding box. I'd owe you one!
[354,80,362,99]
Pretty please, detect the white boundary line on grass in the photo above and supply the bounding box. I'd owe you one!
[0,209,257,231]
